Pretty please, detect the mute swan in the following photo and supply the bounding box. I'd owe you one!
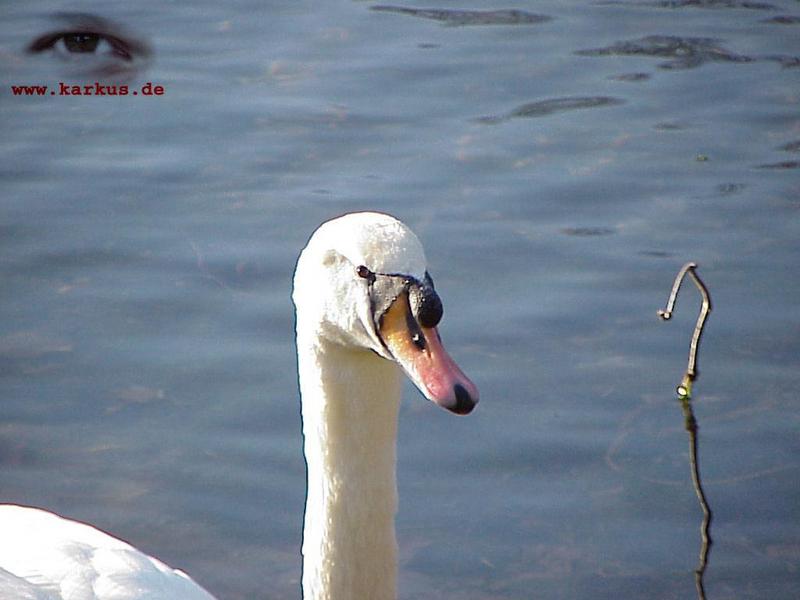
[0,212,478,600]
[294,212,478,599]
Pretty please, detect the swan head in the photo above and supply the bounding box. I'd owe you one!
[294,212,478,415]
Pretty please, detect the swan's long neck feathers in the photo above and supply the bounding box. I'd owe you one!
[298,334,401,600]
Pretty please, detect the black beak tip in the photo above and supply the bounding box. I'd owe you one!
[451,383,477,415]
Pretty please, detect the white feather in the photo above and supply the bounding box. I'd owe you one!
[0,506,215,600]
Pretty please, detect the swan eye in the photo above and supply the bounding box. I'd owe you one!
[356,265,378,285]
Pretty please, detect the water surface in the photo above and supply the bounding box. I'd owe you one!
[1,1,798,598]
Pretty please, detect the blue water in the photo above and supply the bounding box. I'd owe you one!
[1,1,798,598]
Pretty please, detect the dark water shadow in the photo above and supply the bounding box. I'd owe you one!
[755,161,800,169]
[596,0,777,9]
[762,15,800,24]
[578,34,799,70]
[752,142,800,170]
[610,72,651,82]
[778,141,800,153]
[370,5,552,26]
[560,226,617,237]
[577,35,752,69]
[476,96,625,124]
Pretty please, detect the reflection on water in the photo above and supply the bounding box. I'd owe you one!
[680,396,714,600]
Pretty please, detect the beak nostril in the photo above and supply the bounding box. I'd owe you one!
[452,383,476,415]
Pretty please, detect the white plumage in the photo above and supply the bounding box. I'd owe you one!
[0,505,214,599]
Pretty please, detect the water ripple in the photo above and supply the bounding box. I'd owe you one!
[578,34,799,69]
[577,35,753,69]
[477,96,624,123]
[610,72,651,82]
[716,182,747,196]
[598,0,777,8]
[755,161,800,169]
[762,15,800,24]
[779,141,800,153]
[561,227,617,237]
[370,5,552,26]
[763,55,800,68]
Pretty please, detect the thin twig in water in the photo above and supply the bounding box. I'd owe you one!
[658,262,712,395]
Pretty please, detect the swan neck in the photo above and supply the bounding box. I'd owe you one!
[298,337,401,600]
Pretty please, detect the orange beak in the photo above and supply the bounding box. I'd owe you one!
[379,291,478,415]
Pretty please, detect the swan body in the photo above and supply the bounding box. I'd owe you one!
[0,212,477,600]
[0,505,214,599]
